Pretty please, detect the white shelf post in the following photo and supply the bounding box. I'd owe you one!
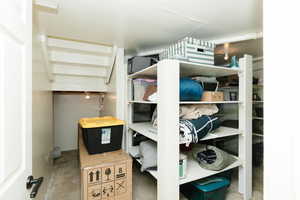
[126,76,133,153]
[238,55,253,199]
[157,59,180,200]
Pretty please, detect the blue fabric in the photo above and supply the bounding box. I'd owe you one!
[180,78,203,101]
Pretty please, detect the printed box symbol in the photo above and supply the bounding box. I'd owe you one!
[102,182,114,199]
[115,179,127,195]
[102,166,115,183]
[88,168,102,184]
[88,185,102,200]
[115,164,127,180]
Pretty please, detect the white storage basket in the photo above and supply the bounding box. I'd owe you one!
[160,37,215,65]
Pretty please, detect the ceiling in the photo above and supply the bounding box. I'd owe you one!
[36,0,262,52]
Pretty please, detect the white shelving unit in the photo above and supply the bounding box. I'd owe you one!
[128,100,241,104]
[128,122,242,144]
[126,56,253,200]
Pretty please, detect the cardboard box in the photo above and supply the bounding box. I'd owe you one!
[79,126,132,200]
[201,91,224,102]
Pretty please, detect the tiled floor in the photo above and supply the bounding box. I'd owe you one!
[45,150,263,200]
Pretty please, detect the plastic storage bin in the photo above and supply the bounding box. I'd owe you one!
[79,116,125,154]
[132,78,157,101]
[180,177,230,200]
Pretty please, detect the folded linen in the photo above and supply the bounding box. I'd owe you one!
[180,104,219,120]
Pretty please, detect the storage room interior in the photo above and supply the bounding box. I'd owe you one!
[30,1,263,200]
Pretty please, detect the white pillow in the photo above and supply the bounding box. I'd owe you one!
[139,140,157,172]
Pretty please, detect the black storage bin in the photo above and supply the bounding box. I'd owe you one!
[128,56,151,74]
[79,117,124,154]
[128,55,159,74]
[133,104,156,123]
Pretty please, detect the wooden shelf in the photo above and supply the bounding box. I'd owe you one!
[179,61,241,77]
[253,133,264,137]
[253,134,264,144]
[220,85,263,89]
[128,100,157,104]
[128,122,241,143]
[128,100,241,104]
[129,147,242,185]
[128,60,241,79]
[128,122,158,142]
[180,101,240,104]
[180,154,242,185]
[128,64,157,79]
[201,127,241,141]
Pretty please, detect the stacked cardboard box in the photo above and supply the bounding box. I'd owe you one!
[79,126,132,200]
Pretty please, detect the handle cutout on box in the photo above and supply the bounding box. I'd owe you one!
[197,48,204,52]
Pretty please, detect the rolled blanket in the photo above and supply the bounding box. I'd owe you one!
[179,115,220,146]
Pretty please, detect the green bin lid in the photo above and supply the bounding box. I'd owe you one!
[191,177,230,192]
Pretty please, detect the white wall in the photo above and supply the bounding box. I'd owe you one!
[53,48,125,151]
[32,26,54,200]
[53,93,102,151]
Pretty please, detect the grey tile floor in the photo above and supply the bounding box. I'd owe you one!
[45,151,263,200]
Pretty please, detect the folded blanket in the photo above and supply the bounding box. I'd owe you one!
[180,104,218,120]
[179,115,220,146]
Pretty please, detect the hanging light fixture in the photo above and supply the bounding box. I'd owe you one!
[84,92,90,99]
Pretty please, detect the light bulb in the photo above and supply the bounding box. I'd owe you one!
[84,92,90,99]
[224,54,229,60]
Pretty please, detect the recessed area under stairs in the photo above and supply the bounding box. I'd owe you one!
[45,151,263,200]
